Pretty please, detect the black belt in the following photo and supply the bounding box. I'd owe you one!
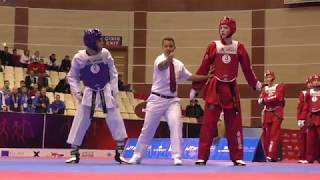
[312,111,320,116]
[151,92,175,99]
[90,90,108,119]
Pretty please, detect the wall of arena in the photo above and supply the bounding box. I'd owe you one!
[1,0,320,129]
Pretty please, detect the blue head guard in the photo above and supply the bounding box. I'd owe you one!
[83,28,103,51]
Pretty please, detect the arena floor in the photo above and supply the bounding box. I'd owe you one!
[0,158,319,180]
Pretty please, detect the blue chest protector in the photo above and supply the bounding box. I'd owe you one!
[79,61,110,116]
[80,62,110,91]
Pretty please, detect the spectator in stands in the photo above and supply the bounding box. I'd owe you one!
[38,58,47,75]
[59,55,71,72]
[0,89,7,111]
[17,80,26,94]
[0,59,4,72]
[34,87,49,113]
[18,86,30,112]
[0,46,11,65]
[30,90,40,113]
[54,76,70,94]
[11,49,21,67]
[38,72,49,90]
[7,88,20,112]
[50,94,65,114]
[31,50,40,62]
[118,74,131,91]
[28,83,39,97]
[2,80,11,97]
[48,53,59,71]
[27,57,40,74]
[25,70,39,89]
[185,99,204,118]
[20,49,30,68]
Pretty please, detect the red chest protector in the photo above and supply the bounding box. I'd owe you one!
[213,40,239,82]
[309,89,320,112]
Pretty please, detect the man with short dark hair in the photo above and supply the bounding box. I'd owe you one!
[50,94,65,114]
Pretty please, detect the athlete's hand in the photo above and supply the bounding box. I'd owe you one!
[297,120,304,128]
[189,88,198,100]
[75,92,83,103]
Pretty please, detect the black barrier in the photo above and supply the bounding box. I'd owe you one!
[1,112,196,149]
[0,112,44,148]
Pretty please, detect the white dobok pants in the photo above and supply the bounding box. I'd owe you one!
[67,104,127,146]
[132,94,183,159]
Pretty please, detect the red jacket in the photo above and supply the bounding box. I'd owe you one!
[259,83,286,111]
[301,88,320,125]
[192,40,259,104]
[297,90,307,120]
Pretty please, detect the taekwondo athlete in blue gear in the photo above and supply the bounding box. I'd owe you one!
[65,28,128,164]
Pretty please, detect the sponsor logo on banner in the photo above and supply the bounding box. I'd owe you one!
[123,138,260,161]
[81,151,94,158]
[9,151,25,157]
[1,150,9,157]
[51,152,64,158]
[33,151,40,157]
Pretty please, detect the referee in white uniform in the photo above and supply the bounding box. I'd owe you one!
[128,37,210,165]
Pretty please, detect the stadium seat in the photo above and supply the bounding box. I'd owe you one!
[64,94,75,110]
[58,72,66,80]
[0,72,4,87]
[66,109,76,116]
[46,92,55,103]
[50,71,59,87]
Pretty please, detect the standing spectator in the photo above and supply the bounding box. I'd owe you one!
[54,76,70,94]
[0,46,11,65]
[34,87,49,113]
[20,49,30,68]
[59,55,71,72]
[7,88,20,112]
[18,86,30,112]
[50,94,65,114]
[48,53,59,71]
[11,49,21,67]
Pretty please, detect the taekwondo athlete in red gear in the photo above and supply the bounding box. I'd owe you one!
[296,76,312,164]
[128,37,210,166]
[65,28,128,164]
[258,70,286,162]
[301,74,320,163]
[190,16,263,166]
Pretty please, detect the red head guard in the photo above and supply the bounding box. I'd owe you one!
[312,74,320,82]
[219,16,236,36]
[306,76,311,84]
[264,70,275,80]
